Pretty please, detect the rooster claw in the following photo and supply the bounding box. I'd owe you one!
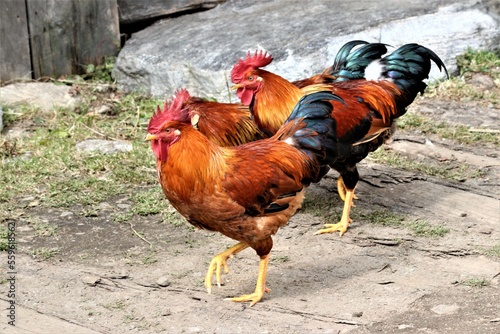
[226,287,271,307]
[314,219,352,237]
[204,243,249,293]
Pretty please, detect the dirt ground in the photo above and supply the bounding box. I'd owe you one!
[2,91,499,334]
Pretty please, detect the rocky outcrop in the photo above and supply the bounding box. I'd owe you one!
[117,0,224,25]
[113,0,499,102]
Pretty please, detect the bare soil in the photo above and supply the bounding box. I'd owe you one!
[2,95,499,334]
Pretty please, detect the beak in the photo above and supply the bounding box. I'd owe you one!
[231,84,243,91]
[145,134,157,141]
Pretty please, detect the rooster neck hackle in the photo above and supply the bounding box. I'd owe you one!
[157,124,228,200]
[253,71,304,135]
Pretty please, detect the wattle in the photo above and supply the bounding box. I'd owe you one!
[237,88,254,106]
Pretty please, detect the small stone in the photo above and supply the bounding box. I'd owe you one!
[94,105,111,115]
[81,275,101,287]
[431,304,460,315]
[117,203,131,209]
[76,139,132,154]
[478,227,493,235]
[352,311,363,318]
[460,212,467,217]
[398,324,414,329]
[60,211,74,218]
[27,199,40,207]
[156,276,171,287]
[99,202,113,210]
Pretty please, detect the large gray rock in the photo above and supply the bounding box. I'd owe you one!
[117,0,223,25]
[113,0,499,102]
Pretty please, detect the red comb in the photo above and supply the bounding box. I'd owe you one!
[147,89,191,134]
[231,50,273,83]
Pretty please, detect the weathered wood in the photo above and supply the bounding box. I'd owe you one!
[0,0,31,82]
[27,0,120,79]
[117,0,223,24]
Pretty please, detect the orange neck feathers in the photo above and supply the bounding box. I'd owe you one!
[253,70,304,135]
[157,124,228,201]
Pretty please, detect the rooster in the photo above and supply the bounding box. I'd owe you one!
[146,90,343,306]
[231,41,448,236]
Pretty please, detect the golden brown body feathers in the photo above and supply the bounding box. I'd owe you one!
[155,120,314,255]
[184,96,265,146]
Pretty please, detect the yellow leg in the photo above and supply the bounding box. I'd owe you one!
[229,253,271,307]
[315,189,355,237]
[337,176,358,202]
[205,242,249,294]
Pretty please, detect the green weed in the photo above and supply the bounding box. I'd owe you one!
[461,277,490,288]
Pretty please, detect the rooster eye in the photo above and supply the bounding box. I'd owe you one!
[165,128,171,133]
[248,76,254,81]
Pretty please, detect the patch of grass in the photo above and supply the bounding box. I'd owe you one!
[0,88,162,216]
[271,255,290,263]
[84,56,116,83]
[398,112,499,146]
[164,210,185,227]
[359,209,406,227]
[131,188,165,216]
[114,212,134,223]
[360,209,448,237]
[30,247,59,260]
[369,147,484,181]
[0,226,8,251]
[103,300,127,310]
[460,277,490,288]
[141,254,158,265]
[407,220,449,237]
[425,48,500,106]
[302,192,339,219]
[0,138,20,159]
[31,221,58,237]
[426,77,499,106]
[456,48,500,78]
[482,244,500,258]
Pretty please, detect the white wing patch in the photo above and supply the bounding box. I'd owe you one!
[283,137,296,146]
[364,59,386,81]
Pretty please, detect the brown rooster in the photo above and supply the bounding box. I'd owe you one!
[231,41,448,236]
[146,90,342,305]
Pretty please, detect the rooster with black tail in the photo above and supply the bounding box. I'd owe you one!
[231,41,448,236]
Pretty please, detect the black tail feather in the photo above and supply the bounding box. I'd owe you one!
[329,40,389,81]
[381,43,448,108]
[285,91,341,170]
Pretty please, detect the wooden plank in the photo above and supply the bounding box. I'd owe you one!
[27,0,120,79]
[0,0,32,83]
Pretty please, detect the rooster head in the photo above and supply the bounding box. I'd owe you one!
[146,89,192,161]
[147,89,191,135]
[231,50,273,105]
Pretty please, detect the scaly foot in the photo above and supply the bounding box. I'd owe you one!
[229,287,271,307]
[205,242,248,293]
[314,218,352,236]
[337,176,358,203]
[227,253,270,307]
[315,188,355,237]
